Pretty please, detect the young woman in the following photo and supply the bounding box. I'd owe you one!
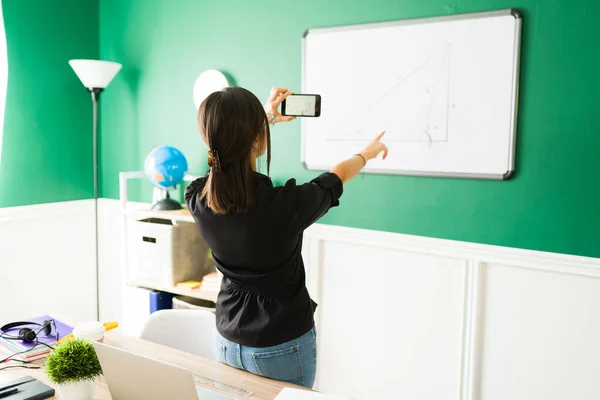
[185,86,387,388]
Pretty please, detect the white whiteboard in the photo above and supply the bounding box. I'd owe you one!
[301,9,522,179]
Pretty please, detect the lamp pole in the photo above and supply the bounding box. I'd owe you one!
[91,87,101,321]
[69,60,121,321]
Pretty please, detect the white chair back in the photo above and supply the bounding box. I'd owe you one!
[139,309,216,360]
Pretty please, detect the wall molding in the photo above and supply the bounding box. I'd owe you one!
[0,199,94,222]
[459,259,484,400]
[305,224,600,278]
[88,198,600,280]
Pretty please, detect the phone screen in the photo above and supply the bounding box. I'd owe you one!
[284,95,318,116]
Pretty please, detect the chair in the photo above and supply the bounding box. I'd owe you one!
[139,309,217,360]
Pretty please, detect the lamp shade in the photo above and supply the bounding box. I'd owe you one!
[69,59,122,89]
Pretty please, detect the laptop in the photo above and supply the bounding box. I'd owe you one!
[92,341,236,400]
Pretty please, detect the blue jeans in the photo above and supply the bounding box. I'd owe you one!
[214,327,317,388]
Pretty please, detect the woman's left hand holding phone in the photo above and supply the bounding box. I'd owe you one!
[265,86,296,124]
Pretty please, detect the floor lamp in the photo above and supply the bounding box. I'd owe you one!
[69,59,122,320]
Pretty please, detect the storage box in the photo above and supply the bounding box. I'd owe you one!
[128,218,215,286]
[149,290,175,313]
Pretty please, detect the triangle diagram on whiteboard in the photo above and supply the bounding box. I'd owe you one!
[330,45,451,144]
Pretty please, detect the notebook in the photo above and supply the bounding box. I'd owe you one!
[0,376,55,400]
[0,315,73,360]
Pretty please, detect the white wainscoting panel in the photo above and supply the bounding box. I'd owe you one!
[119,285,151,337]
[478,263,600,400]
[303,224,600,400]
[0,200,96,325]
[97,198,125,324]
[98,198,151,336]
[314,240,465,399]
[95,199,600,400]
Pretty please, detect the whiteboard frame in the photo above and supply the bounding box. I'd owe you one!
[300,9,522,180]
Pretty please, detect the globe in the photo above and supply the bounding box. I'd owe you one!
[144,145,188,211]
[144,145,188,190]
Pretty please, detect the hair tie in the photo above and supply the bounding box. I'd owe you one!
[208,150,222,172]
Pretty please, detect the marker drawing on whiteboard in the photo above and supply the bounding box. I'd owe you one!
[327,44,452,146]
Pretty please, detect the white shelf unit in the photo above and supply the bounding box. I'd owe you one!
[118,171,218,303]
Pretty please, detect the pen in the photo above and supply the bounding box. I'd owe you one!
[0,378,35,391]
[0,388,18,398]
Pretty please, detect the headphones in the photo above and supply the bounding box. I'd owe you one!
[0,320,55,344]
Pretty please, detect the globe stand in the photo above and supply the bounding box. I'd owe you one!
[151,190,182,211]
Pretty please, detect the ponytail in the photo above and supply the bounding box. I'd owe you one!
[200,161,256,214]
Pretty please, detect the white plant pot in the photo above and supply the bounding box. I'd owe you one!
[56,380,95,400]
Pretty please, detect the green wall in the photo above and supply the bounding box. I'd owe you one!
[99,0,600,259]
[0,0,99,208]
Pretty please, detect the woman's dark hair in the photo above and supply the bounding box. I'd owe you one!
[197,86,271,214]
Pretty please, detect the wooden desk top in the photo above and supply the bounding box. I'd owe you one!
[0,331,309,399]
[127,279,219,303]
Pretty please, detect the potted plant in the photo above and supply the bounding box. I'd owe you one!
[44,338,102,400]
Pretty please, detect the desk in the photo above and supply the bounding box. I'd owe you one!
[0,331,309,399]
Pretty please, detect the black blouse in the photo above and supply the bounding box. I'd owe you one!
[184,171,343,347]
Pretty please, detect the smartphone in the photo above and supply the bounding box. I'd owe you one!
[281,94,321,117]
